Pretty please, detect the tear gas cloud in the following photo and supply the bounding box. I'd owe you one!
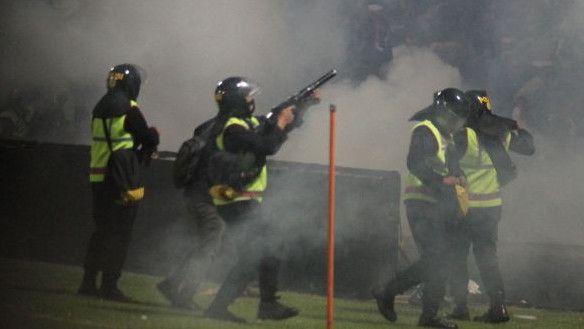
[1,0,583,253]
[0,0,347,146]
[277,45,461,172]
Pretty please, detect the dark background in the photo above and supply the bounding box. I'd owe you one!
[1,141,583,310]
[0,141,400,299]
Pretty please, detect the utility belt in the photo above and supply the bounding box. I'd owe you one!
[209,184,263,202]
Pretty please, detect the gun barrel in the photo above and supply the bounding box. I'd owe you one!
[305,69,337,93]
[267,69,337,119]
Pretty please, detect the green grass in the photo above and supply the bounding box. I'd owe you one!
[1,258,583,329]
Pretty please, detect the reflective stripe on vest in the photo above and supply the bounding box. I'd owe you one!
[89,113,134,183]
[213,116,268,205]
[404,120,448,203]
[459,128,502,208]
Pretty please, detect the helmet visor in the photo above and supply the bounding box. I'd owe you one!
[237,79,261,98]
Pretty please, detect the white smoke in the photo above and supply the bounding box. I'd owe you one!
[277,46,462,172]
[0,0,346,148]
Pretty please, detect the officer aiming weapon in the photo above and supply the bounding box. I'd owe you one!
[266,69,337,128]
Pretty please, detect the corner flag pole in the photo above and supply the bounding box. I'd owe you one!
[327,104,337,329]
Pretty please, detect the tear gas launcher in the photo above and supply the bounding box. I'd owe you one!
[265,69,337,129]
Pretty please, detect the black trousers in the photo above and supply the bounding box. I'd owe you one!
[382,200,454,318]
[208,199,280,309]
[448,206,505,306]
[83,183,138,289]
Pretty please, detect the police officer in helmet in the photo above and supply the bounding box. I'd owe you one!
[79,64,159,301]
[446,90,534,323]
[374,88,469,329]
[155,78,265,311]
[203,76,320,323]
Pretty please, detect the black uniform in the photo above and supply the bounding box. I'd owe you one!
[205,114,296,322]
[80,90,159,299]
[374,120,463,329]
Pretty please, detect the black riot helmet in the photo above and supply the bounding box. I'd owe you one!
[106,64,144,100]
[465,90,492,127]
[465,90,492,112]
[432,88,470,133]
[214,77,260,118]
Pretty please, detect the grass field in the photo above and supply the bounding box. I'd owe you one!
[1,258,583,329]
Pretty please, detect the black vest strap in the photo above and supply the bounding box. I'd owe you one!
[101,118,114,153]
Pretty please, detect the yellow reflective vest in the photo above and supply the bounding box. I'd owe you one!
[89,100,136,182]
[404,120,449,203]
[212,116,268,206]
[459,128,511,208]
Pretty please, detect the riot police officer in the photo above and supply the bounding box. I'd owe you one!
[202,76,320,323]
[156,80,262,311]
[373,88,470,329]
[446,90,534,323]
[79,64,159,301]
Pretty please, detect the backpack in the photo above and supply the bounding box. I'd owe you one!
[173,119,215,188]
[174,116,263,190]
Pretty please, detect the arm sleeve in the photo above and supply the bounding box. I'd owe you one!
[222,117,287,156]
[124,107,159,148]
[508,128,535,155]
[407,126,444,186]
[476,113,519,137]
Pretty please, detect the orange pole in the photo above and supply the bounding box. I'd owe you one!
[327,104,337,329]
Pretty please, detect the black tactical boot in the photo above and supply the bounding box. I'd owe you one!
[257,297,299,320]
[418,315,459,329]
[446,305,470,321]
[372,284,397,322]
[474,304,510,323]
[475,291,510,323]
[156,279,200,311]
[78,271,99,297]
[205,306,246,323]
